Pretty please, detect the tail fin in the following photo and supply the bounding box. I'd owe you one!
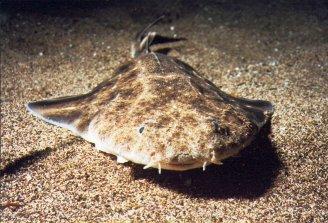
[134,15,165,43]
[26,94,90,134]
[131,15,186,58]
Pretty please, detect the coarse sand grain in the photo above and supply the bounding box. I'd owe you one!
[1,1,327,222]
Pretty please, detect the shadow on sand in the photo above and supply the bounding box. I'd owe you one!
[0,137,79,177]
[130,122,283,199]
[1,120,282,200]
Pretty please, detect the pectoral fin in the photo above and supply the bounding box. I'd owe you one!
[26,94,91,135]
[231,97,274,128]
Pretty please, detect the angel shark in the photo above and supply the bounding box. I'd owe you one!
[27,17,274,173]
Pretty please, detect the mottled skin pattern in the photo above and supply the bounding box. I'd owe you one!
[27,51,273,171]
[27,20,274,172]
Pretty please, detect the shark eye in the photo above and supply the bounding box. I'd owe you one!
[139,126,145,134]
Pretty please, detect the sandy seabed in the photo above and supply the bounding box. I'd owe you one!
[1,1,327,222]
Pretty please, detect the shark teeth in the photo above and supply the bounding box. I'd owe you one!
[143,162,156,170]
[202,161,207,171]
[143,161,162,174]
[117,156,128,164]
[158,163,162,174]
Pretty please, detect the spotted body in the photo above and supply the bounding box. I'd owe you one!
[27,19,273,172]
